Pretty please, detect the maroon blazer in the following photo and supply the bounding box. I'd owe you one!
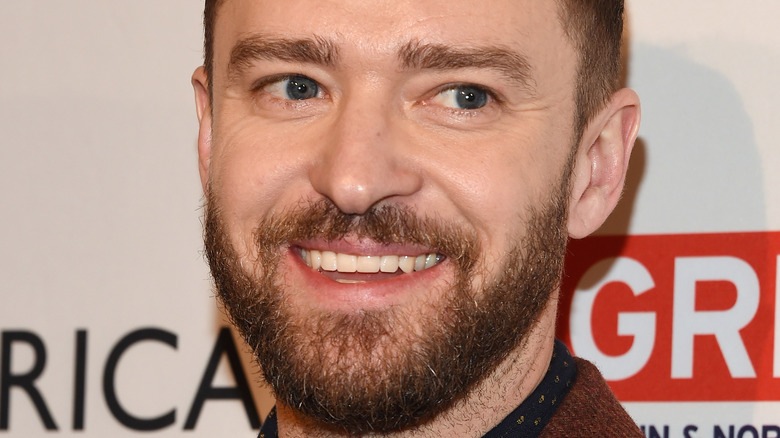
[539,358,644,437]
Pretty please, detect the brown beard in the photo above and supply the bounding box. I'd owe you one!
[204,175,570,435]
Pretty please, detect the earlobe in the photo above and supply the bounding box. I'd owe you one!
[567,88,641,238]
[192,66,213,194]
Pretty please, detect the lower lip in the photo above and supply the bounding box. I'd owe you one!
[284,248,445,311]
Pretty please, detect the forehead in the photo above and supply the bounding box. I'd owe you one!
[212,0,575,79]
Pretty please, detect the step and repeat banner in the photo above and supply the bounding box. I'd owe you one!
[1,1,778,436]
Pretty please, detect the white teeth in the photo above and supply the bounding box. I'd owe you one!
[414,254,426,271]
[337,253,357,272]
[380,255,399,273]
[356,255,381,273]
[425,253,437,269]
[301,249,439,274]
[320,251,337,271]
[398,256,415,274]
[311,250,322,270]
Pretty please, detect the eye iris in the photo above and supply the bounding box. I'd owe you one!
[286,76,318,100]
[455,87,488,109]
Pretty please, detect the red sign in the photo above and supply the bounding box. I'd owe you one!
[557,231,780,401]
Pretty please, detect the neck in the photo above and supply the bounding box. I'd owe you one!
[275,292,560,438]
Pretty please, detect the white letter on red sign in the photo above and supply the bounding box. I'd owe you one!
[672,256,759,379]
[570,257,656,380]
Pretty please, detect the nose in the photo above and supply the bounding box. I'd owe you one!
[308,97,422,215]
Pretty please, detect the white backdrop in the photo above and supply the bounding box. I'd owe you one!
[1,1,778,436]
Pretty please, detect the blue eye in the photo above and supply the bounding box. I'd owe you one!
[433,85,489,110]
[286,75,319,100]
[264,75,322,100]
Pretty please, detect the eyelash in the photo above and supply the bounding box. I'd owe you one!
[251,74,325,96]
[438,83,500,101]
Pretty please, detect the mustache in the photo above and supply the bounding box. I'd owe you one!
[249,199,480,267]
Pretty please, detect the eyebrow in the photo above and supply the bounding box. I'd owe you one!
[227,35,340,83]
[226,35,535,91]
[398,40,536,91]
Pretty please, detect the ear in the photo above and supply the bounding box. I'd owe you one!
[192,66,213,194]
[567,88,641,238]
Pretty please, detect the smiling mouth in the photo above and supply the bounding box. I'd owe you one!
[300,248,443,283]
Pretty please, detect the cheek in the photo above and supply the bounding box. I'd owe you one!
[208,117,315,250]
[419,126,568,253]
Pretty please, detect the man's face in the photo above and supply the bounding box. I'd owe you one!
[200,0,579,433]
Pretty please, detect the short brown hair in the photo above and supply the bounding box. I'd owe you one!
[201,0,624,132]
[202,0,221,99]
[556,0,625,134]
